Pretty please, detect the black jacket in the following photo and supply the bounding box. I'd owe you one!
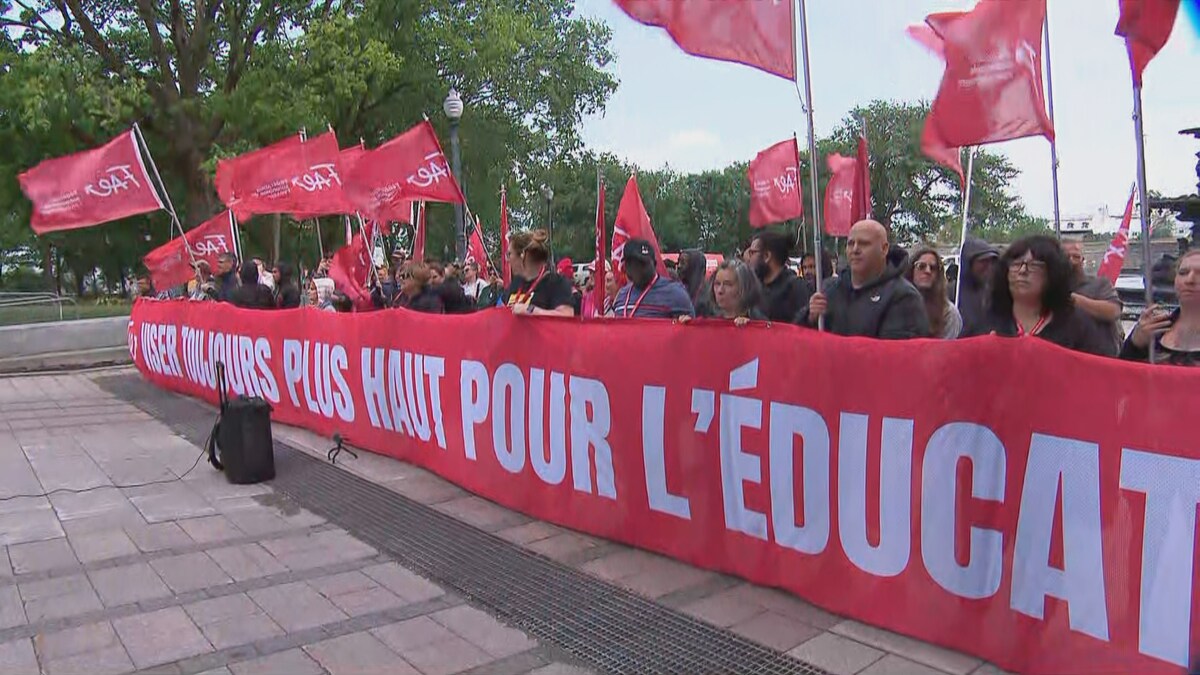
[437,281,473,314]
[215,270,237,302]
[958,237,997,336]
[796,262,931,339]
[275,263,301,309]
[399,287,445,314]
[372,280,399,309]
[761,267,813,323]
[972,305,1115,357]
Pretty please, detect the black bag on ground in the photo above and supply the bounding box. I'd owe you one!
[205,362,275,484]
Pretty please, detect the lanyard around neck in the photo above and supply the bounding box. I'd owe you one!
[623,275,658,318]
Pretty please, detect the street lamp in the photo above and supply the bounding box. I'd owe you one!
[444,88,466,261]
[541,185,555,264]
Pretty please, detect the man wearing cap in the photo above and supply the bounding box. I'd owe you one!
[612,239,695,320]
[958,236,998,336]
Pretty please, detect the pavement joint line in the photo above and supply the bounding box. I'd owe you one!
[0,552,394,645]
[129,593,465,675]
[456,647,555,675]
[0,521,339,590]
[656,574,744,610]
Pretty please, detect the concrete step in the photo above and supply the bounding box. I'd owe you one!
[0,346,132,374]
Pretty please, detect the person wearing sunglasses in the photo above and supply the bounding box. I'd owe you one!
[905,248,961,339]
[965,235,1113,356]
[395,262,445,314]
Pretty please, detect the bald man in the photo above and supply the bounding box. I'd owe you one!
[796,220,930,338]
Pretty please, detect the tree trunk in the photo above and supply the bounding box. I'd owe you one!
[273,214,282,263]
[41,241,54,291]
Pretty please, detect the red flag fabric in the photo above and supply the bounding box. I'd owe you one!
[592,177,607,318]
[142,210,237,291]
[823,154,859,238]
[613,0,795,80]
[466,216,491,279]
[19,130,164,234]
[854,134,872,222]
[327,232,373,310]
[412,202,427,262]
[923,0,1054,150]
[1116,0,1181,86]
[343,120,465,223]
[500,188,511,286]
[215,131,345,220]
[612,176,668,276]
[747,138,804,228]
[1098,185,1138,284]
[909,19,966,184]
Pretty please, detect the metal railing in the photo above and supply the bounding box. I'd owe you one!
[0,292,79,322]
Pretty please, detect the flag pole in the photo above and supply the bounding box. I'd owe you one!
[954,146,977,309]
[132,123,197,266]
[795,0,825,330]
[1043,10,1062,237]
[1132,84,1156,362]
[230,210,242,261]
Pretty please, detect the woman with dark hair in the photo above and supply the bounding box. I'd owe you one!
[395,262,444,314]
[1121,249,1200,366]
[506,229,575,316]
[906,248,962,339]
[966,235,1112,355]
[678,250,708,306]
[229,261,275,309]
[682,260,766,326]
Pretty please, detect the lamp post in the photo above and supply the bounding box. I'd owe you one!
[541,185,555,264]
[444,88,465,261]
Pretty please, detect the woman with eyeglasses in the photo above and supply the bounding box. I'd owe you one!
[905,248,961,339]
[1121,249,1200,366]
[395,262,445,314]
[965,235,1113,356]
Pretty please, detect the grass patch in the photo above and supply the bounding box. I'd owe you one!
[0,300,131,327]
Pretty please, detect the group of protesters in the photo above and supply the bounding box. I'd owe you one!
[139,217,1199,368]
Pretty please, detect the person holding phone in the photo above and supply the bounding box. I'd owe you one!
[1121,249,1200,366]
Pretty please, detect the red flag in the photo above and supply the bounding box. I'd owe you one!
[19,130,164,234]
[412,202,427,262]
[613,0,795,80]
[909,20,966,184]
[215,131,345,220]
[923,0,1054,150]
[823,154,858,238]
[1116,0,1181,86]
[344,120,465,223]
[142,210,237,291]
[854,134,872,221]
[747,138,803,228]
[592,177,607,318]
[466,216,491,279]
[1098,184,1138,284]
[500,188,511,286]
[328,232,373,310]
[612,175,668,276]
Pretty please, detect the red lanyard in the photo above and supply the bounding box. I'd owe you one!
[1015,313,1050,337]
[622,275,657,318]
[514,267,547,305]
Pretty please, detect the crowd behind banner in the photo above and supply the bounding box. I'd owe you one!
[134,218,1200,369]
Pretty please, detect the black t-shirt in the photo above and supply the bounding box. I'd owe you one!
[507,271,574,311]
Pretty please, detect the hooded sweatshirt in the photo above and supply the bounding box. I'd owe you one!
[957,237,999,336]
[796,260,930,338]
[229,262,276,309]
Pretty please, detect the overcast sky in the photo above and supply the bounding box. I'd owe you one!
[576,0,1200,228]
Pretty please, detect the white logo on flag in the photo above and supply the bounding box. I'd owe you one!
[773,168,799,196]
[84,165,142,198]
[292,163,342,193]
[407,152,451,189]
[193,234,231,256]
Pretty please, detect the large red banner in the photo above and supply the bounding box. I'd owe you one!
[128,300,1200,675]
[19,130,164,234]
[142,210,238,291]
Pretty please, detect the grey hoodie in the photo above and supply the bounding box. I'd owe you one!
[958,237,999,336]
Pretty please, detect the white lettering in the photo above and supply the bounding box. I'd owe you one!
[768,403,829,555]
[838,414,913,578]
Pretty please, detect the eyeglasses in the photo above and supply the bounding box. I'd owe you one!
[1009,260,1047,274]
[913,262,939,273]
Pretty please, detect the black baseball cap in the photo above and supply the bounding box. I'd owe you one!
[623,238,655,265]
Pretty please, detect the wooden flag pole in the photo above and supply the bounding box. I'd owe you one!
[794,0,825,330]
[1043,10,1062,237]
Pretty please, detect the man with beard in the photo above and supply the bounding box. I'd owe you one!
[797,220,929,338]
[1063,239,1122,353]
[744,231,811,322]
[957,236,999,335]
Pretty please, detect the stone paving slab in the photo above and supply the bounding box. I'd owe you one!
[0,373,594,675]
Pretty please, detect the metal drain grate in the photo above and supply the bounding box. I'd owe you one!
[96,374,830,675]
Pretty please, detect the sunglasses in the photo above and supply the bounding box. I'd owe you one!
[913,262,940,273]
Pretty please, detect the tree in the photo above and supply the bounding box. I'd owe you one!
[1,0,615,288]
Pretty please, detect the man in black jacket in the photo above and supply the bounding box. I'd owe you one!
[797,220,930,338]
[229,262,276,310]
[746,231,812,322]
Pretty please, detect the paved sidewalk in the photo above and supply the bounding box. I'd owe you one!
[0,372,591,675]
